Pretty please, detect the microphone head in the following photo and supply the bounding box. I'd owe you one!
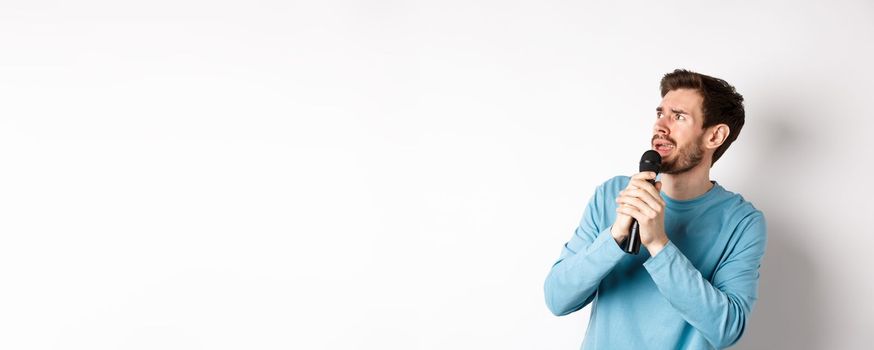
[639,150,662,173]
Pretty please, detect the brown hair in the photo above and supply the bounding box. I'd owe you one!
[660,69,745,166]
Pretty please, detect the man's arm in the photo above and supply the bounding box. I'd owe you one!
[644,213,767,349]
[543,181,627,316]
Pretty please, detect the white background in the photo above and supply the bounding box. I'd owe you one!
[1,0,872,349]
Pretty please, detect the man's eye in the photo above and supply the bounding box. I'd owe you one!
[657,112,663,118]
[676,114,686,121]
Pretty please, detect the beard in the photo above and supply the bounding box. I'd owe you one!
[660,138,705,174]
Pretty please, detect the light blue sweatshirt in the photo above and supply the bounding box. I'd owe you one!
[544,176,767,349]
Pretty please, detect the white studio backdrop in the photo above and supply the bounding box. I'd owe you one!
[1,0,872,349]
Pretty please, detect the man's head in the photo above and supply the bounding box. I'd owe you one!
[651,69,745,174]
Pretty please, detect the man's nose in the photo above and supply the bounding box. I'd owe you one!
[653,118,670,135]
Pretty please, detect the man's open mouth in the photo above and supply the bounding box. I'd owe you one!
[653,141,675,154]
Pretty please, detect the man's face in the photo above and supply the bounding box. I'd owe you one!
[652,88,707,174]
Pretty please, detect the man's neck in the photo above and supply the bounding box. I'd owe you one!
[659,163,714,201]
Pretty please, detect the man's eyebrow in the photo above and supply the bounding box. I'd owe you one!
[655,107,689,114]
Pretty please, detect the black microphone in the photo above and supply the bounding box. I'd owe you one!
[623,150,662,255]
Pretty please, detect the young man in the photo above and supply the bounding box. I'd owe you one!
[544,69,767,349]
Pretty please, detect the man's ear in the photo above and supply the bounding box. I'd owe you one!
[704,124,730,150]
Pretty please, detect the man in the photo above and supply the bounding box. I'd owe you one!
[544,69,766,349]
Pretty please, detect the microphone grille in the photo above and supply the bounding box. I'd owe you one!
[639,150,662,173]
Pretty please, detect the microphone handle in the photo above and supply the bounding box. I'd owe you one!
[623,179,656,255]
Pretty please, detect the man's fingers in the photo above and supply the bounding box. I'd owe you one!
[622,173,663,213]
[616,195,657,218]
[627,179,664,206]
[615,211,633,227]
[616,205,644,222]
[621,189,662,213]
[630,171,657,181]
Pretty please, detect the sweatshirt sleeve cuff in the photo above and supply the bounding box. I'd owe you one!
[588,226,627,261]
[642,240,681,273]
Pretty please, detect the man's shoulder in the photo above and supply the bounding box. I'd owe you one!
[712,184,767,240]
[585,175,630,202]
[715,183,765,219]
[596,175,630,194]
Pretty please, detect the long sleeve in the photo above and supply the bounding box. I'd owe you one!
[544,182,627,316]
[643,213,767,349]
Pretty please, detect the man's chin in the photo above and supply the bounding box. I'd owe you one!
[660,164,675,174]
[659,158,685,175]
[654,147,674,158]
[661,159,702,175]
[657,151,676,166]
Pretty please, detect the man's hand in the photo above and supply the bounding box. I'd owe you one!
[613,172,670,255]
